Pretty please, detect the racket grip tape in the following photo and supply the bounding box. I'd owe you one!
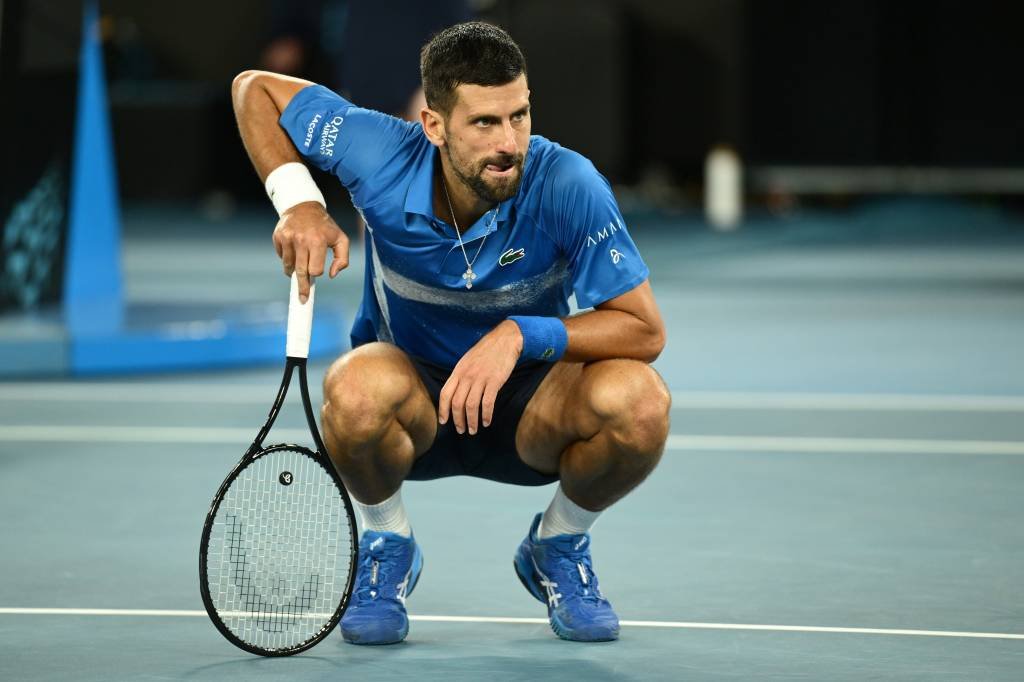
[287,273,315,358]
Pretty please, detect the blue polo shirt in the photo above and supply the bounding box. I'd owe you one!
[279,85,649,368]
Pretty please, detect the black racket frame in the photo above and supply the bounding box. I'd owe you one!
[199,356,358,657]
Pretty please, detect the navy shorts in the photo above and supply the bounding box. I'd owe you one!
[406,356,559,487]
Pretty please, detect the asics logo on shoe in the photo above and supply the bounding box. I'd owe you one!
[532,557,562,607]
[541,578,561,607]
[369,536,385,551]
[396,570,412,605]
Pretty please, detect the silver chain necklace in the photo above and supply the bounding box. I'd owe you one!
[441,175,494,289]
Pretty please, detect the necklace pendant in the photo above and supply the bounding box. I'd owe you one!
[463,267,476,289]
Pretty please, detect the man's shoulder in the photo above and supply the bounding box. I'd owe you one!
[521,136,611,227]
[526,136,601,186]
[282,83,426,185]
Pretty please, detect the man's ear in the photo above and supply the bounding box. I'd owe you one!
[420,107,446,148]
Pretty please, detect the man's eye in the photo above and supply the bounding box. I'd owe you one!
[512,113,525,122]
[475,119,492,128]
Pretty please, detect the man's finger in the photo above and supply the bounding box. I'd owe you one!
[281,241,296,277]
[481,381,499,428]
[438,376,457,425]
[449,381,471,434]
[464,381,485,435]
[308,243,327,278]
[296,271,312,303]
[329,238,349,278]
[294,244,311,302]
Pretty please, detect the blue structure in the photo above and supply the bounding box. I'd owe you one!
[64,0,124,337]
[0,1,347,376]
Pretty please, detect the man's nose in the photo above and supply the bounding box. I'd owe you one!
[495,121,517,155]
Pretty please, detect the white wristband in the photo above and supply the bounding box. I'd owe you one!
[265,162,326,217]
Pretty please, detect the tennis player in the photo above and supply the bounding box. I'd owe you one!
[232,21,669,644]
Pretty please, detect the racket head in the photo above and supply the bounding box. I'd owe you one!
[199,443,357,656]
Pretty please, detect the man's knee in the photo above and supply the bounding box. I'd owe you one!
[584,360,671,456]
[322,343,418,445]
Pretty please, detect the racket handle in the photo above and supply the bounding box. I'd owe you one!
[287,272,315,358]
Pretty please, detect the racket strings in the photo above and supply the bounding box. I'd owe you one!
[206,447,352,651]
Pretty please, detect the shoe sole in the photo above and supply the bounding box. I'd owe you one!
[550,611,619,642]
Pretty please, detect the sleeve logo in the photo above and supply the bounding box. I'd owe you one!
[610,249,624,264]
[319,115,344,157]
[586,217,625,247]
[303,113,322,148]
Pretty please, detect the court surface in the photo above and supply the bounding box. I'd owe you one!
[1,199,1023,680]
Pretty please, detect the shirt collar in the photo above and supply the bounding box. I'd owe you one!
[404,146,437,218]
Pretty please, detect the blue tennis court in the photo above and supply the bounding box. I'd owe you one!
[2,201,1022,680]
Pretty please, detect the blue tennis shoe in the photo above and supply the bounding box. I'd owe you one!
[340,530,423,645]
[514,513,620,641]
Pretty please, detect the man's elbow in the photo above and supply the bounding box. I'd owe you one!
[230,70,274,112]
[231,70,263,105]
[641,323,667,363]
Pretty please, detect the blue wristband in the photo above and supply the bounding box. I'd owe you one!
[508,316,568,362]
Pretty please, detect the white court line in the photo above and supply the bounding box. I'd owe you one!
[668,391,1024,412]
[0,383,270,404]
[1,426,1024,456]
[0,425,307,444]
[665,435,1024,456]
[3,383,1024,412]
[0,608,1021,640]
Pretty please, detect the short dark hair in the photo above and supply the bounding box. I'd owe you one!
[420,21,526,116]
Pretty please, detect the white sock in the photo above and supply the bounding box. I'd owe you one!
[537,486,601,539]
[353,488,412,537]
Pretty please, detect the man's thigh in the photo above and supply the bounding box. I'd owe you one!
[323,342,437,456]
[514,361,595,474]
[515,359,667,474]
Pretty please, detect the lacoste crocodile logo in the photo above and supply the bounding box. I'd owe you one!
[499,247,525,267]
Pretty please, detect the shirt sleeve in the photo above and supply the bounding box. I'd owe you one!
[277,84,416,194]
[546,150,650,309]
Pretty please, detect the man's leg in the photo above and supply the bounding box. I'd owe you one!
[320,342,438,644]
[516,358,671,510]
[321,342,438,503]
[512,359,671,641]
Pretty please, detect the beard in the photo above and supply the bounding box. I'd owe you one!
[444,144,525,204]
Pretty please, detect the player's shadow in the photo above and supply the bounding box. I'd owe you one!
[184,642,629,681]
[182,655,339,680]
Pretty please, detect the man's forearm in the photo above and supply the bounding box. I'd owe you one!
[231,70,310,181]
[562,309,665,364]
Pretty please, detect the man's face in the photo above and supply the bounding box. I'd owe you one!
[442,74,531,203]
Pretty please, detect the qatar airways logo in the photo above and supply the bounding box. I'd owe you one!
[303,113,322,148]
[319,115,344,157]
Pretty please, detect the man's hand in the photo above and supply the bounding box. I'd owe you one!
[272,202,350,301]
[438,320,524,435]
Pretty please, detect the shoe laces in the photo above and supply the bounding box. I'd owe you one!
[352,540,405,603]
[551,545,604,605]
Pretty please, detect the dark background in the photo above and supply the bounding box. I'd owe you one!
[3,0,1023,205]
[82,0,1024,200]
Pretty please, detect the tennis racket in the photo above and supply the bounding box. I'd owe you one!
[199,273,358,656]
